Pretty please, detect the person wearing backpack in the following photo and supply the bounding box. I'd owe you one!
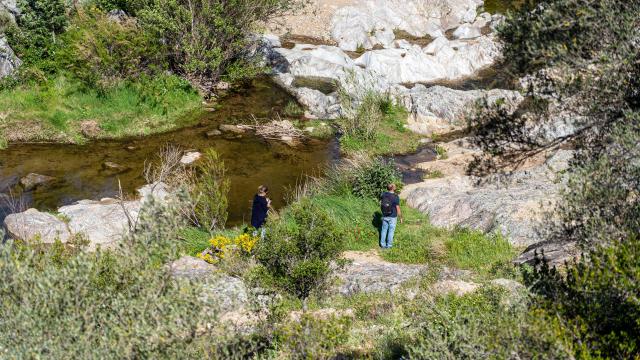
[380,183,402,249]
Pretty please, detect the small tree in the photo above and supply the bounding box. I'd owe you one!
[136,0,301,95]
[256,199,344,299]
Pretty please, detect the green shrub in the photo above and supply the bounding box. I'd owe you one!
[393,289,573,359]
[58,7,164,91]
[527,236,640,359]
[189,148,230,232]
[136,0,299,94]
[351,157,402,199]
[338,90,387,140]
[274,313,353,359]
[6,0,68,72]
[0,197,210,358]
[256,199,344,299]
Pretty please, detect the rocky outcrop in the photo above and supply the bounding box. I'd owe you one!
[402,149,573,247]
[403,85,523,135]
[432,279,479,296]
[170,256,250,312]
[0,36,21,78]
[334,251,427,295]
[330,0,485,51]
[0,1,20,78]
[514,240,579,266]
[262,0,512,120]
[353,35,500,84]
[58,198,141,248]
[4,208,71,244]
[3,183,169,249]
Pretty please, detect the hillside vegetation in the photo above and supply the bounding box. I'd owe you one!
[0,0,298,147]
[0,0,638,358]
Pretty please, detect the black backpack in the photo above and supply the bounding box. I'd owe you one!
[381,193,395,216]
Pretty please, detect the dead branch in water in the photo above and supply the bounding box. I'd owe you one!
[238,115,306,142]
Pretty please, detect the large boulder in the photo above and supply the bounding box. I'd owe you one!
[0,36,21,78]
[402,85,523,135]
[58,199,141,249]
[514,240,579,266]
[4,208,72,243]
[402,150,573,247]
[170,256,249,311]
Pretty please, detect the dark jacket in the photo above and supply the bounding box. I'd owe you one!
[251,194,269,228]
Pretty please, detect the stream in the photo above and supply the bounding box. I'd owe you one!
[0,78,337,226]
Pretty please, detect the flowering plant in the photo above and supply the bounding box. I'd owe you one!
[198,233,259,264]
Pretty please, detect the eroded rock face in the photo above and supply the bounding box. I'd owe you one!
[0,36,20,78]
[331,0,483,51]
[514,240,579,266]
[402,85,523,135]
[4,208,71,243]
[402,150,573,247]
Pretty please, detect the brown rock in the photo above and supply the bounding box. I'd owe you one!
[20,173,56,191]
[102,161,129,174]
[219,124,245,134]
[206,129,222,138]
[80,120,101,138]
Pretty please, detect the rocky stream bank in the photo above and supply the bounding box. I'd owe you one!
[2,0,576,279]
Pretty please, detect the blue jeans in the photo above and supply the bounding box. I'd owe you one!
[252,227,266,240]
[380,217,397,248]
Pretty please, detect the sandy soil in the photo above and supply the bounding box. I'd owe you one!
[267,0,361,40]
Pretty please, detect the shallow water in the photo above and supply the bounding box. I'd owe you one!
[0,78,335,226]
[484,0,526,14]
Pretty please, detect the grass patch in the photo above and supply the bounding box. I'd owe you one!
[308,194,450,264]
[0,74,202,144]
[340,104,420,156]
[444,228,517,276]
[293,119,335,139]
[423,170,445,179]
[283,100,304,117]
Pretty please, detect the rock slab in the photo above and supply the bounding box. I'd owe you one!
[4,208,71,243]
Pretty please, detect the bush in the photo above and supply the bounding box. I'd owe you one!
[6,0,68,72]
[189,148,230,232]
[274,313,353,359]
[338,90,389,140]
[526,236,640,359]
[256,199,344,299]
[57,7,164,91]
[395,289,574,359]
[0,196,210,358]
[350,157,402,199]
[136,0,300,94]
